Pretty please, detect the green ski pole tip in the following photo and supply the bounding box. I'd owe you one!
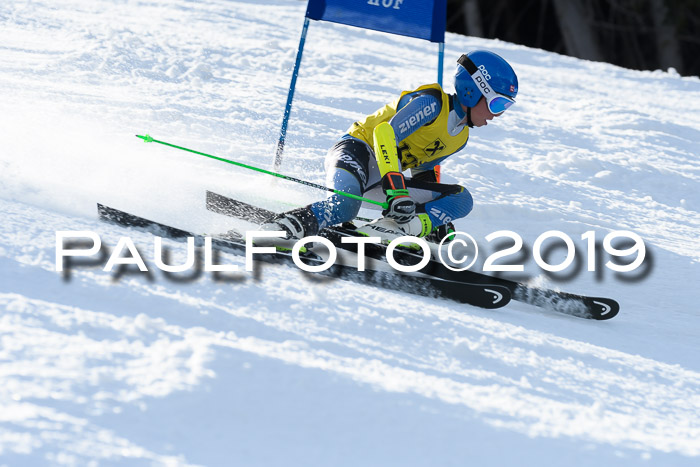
[136,134,154,143]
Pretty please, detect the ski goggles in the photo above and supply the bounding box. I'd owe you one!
[457,55,515,115]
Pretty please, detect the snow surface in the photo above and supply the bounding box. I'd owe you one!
[1,0,699,465]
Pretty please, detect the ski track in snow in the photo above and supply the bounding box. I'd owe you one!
[1,0,699,465]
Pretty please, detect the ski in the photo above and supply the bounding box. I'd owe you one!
[325,226,620,320]
[207,190,274,223]
[97,203,511,309]
[205,191,620,320]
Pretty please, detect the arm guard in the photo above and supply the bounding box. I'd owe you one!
[372,121,401,178]
[373,122,410,199]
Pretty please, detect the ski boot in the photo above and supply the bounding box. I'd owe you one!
[255,207,319,249]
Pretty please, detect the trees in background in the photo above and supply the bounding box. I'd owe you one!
[447,0,699,76]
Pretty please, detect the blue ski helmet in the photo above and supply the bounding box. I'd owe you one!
[454,50,518,109]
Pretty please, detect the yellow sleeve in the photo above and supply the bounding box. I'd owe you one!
[372,121,401,177]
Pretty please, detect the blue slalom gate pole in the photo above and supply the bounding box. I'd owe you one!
[273,17,310,171]
[437,42,444,86]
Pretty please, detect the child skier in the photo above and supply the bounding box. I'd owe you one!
[260,50,519,242]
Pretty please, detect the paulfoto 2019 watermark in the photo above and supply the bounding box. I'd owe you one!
[55,229,649,280]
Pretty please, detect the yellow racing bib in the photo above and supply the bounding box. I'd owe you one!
[347,84,469,169]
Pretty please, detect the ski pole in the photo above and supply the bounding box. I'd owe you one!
[136,134,388,209]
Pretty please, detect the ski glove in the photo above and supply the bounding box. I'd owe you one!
[381,171,416,224]
[383,196,416,223]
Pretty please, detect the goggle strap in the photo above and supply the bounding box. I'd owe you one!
[459,54,498,99]
[457,54,478,75]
